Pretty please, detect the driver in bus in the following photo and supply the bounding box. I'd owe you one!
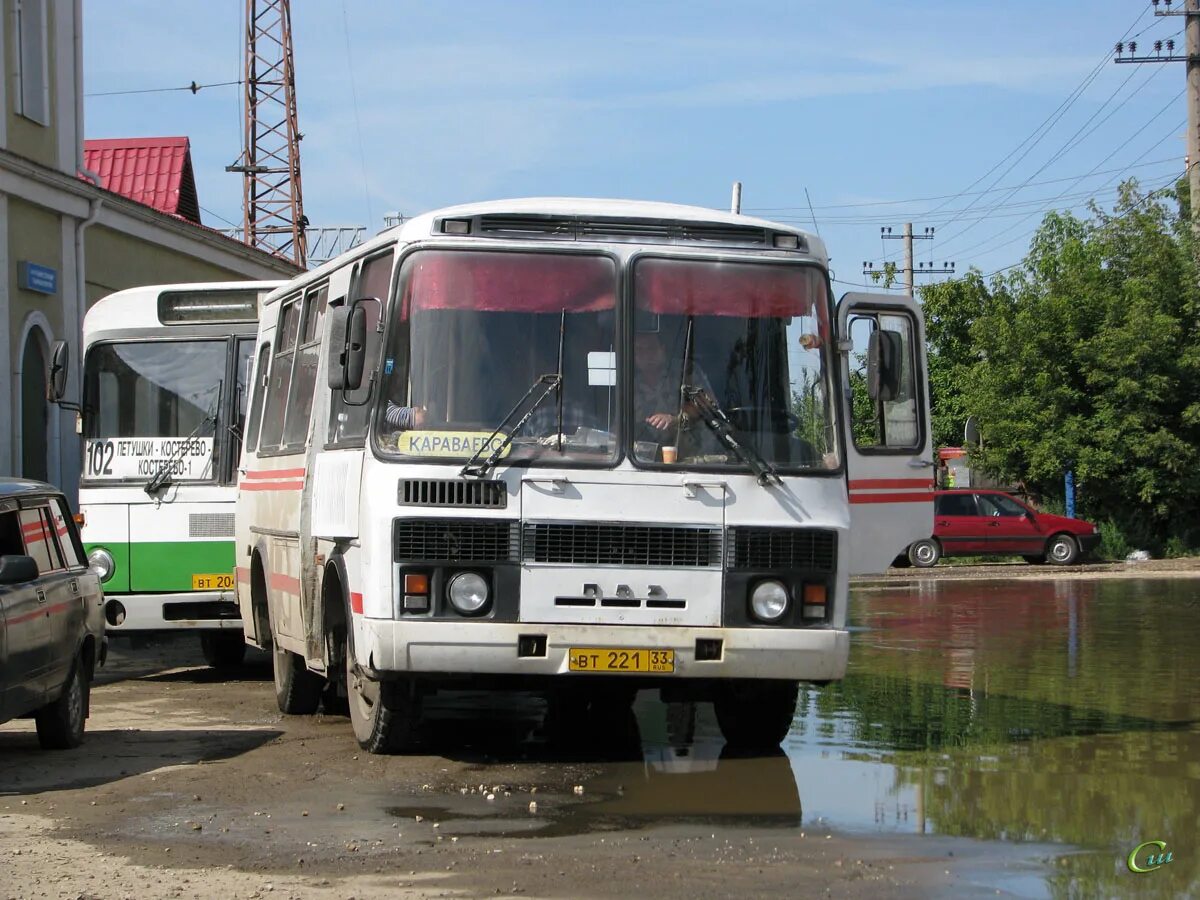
[633,330,714,439]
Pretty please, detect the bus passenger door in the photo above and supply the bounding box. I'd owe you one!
[836,292,933,574]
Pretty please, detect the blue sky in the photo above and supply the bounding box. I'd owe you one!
[84,2,1186,288]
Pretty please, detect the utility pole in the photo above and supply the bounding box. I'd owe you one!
[731,181,742,214]
[1114,0,1199,234]
[862,224,956,297]
[226,0,308,267]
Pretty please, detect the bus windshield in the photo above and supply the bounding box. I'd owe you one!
[631,257,838,471]
[83,340,227,481]
[375,250,618,464]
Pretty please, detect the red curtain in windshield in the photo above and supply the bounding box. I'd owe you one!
[402,251,615,318]
[634,258,821,318]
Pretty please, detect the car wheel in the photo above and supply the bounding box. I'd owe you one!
[200,631,247,670]
[908,538,941,568]
[35,658,88,750]
[1046,534,1080,566]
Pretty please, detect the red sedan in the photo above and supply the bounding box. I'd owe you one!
[905,489,1100,568]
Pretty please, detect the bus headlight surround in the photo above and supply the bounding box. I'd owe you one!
[447,572,490,615]
[88,547,115,583]
[750,580,789,623]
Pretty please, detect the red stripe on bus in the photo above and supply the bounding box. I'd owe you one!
[350,592,363,614]
[849,491,934,504]
[269,573,302,594]
[848,478,933,489]
[243,468,306,479]
[238,480,305,492]
[235,566,251,584]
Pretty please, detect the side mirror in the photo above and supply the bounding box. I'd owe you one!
[866,330,903,402]
[0,554,39,585]
[48,341,70,402]
[327,304,367,391]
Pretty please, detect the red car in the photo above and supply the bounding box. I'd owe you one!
[905,489,1100,568]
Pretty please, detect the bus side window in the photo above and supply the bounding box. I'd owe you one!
[259,298,301,451]
[284,284,328,448]
[328,249,394,447]
[847,312,920,451]
[244,343,271,454]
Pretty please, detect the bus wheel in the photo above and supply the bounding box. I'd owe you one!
[272,639,324,715]
[346,631,421,753]
[200,631,247,670]
[713,679,799,749]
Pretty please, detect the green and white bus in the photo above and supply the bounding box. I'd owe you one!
[76,281,282,667]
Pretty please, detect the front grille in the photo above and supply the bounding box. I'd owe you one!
[399,479,507,509]
[189,512,235,538]
[726,527,837,572]
[523,523,722,567]
[394,519,519,562]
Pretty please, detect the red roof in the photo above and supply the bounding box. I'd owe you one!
[84,137,201,224]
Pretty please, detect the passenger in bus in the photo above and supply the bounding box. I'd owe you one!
[384,402,426,430]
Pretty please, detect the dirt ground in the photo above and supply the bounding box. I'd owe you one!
[0,629,1068,900]
[13,560,1181,898]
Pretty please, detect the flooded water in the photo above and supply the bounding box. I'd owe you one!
[784,576,1200,897]
[393,576,1200,897]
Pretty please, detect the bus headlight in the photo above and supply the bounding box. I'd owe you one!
[750,580,789,623]
[88,547,115,583]
[447,572,489,615]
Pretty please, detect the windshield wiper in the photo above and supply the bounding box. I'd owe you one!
[459,373,562,479]
[682,386,782,487]
[145,381,222,495]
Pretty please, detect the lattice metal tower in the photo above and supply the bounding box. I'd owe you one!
[227,0,308,267]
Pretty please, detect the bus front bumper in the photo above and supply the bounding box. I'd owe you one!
[356,620,849,682]
[103,591,243,632]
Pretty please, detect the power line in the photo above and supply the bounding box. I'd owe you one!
[745,157,1179,213]
[936,98,1185,261]
[933,60,1163,246]
[86,79,241,98]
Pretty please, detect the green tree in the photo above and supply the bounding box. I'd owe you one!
[921,180,1200,550]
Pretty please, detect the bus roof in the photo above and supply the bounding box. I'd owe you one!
[265,197,827,305]
[83,280,285,342]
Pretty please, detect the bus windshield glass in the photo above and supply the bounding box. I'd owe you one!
[631,257,838,471]
[82,340,227,481]
[376,250,618,464]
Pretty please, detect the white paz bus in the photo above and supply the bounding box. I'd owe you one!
[235,198,933,752]
[54,282,282,668]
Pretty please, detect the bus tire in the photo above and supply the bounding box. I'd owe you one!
[273,642,324,715]
[713,679,798,749]
[346,629,421,753]
[200,631,247,670]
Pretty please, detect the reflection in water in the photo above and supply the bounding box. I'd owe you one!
[791,576,1200,898]
[385,700,801,839]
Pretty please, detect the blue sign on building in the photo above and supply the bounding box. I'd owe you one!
[18,261,58,295]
